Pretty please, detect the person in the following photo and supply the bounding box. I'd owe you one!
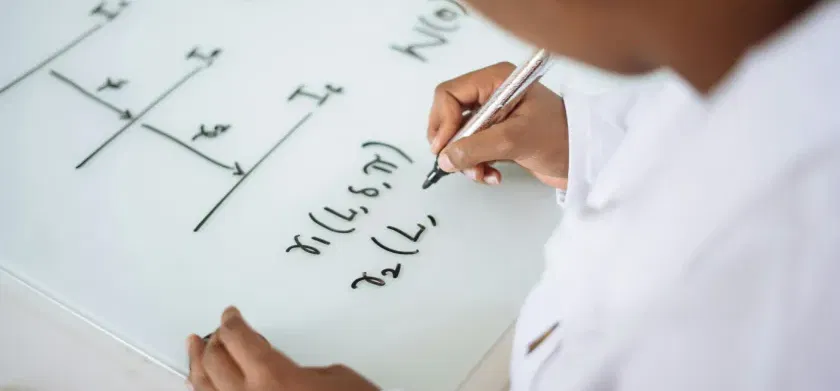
[185,0,840,389]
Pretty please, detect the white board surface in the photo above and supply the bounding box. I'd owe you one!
[0,1,622,389]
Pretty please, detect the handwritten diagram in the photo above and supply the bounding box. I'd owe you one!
[1,4,559,390]
[0,1,130,96]
[0,0,464,291]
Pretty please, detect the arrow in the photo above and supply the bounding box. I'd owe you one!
[193,112,314,232]
[141,123,243,174]
[75,67,206,169]
[49,70,133,120]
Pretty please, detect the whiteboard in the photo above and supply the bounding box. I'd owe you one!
[0,1,622,389]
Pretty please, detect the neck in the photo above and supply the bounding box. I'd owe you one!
[649,0,820,94]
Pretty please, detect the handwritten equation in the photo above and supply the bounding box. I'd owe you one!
[391,0,468,63]
[281,141,440,290]
[0,0,470,291]
[1,0,473,98]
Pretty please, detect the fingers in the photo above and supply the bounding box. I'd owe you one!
[216,306,297,376]
[187,334,217,391]
[461,164,502,185]
[428,62,515,153]
[483,166,502,185]
[427,90,465,154]
[203,332,245,391]
[438,118,523,173]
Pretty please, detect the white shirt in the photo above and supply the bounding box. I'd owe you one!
[510,2,840,391]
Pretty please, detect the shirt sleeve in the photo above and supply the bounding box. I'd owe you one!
[558,78,669,208]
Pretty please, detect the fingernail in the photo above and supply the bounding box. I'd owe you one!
[186,336,193,350]
[464,168,478,181]
[227,306,241,316]
[222,307,242,326]
[438,154,454,172]
[486,175,499,185]
[185,380,194,391]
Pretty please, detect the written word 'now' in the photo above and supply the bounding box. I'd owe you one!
[390,0,468,63]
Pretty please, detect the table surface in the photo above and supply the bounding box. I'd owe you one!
[0,269,511,391]
[0,270,184,391]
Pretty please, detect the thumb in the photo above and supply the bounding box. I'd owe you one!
[438,120,522,172]
[217,307,297,375]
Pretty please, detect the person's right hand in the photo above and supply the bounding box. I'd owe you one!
[428,62,570,188]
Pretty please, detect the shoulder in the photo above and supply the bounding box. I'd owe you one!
[707,0,840,147]
[686,0,840,236]
[632,0,840,351]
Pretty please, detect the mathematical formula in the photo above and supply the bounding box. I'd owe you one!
[1,0,465,291]
[391,0,468,63]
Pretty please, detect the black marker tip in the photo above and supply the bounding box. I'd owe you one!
[421,160,450,190]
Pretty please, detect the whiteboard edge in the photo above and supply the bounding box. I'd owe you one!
[455,321,514,391]
[1,263,518,390]
[0,264,187,380]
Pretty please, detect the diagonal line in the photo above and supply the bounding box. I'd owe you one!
[49,70,126,116]
[141,124,234,171]
[0,25,103,96]
[76,67,204,169]
[193,112,314,232]
[0,265,187,380]
[455,322,515,391]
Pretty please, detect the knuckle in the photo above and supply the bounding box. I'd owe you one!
[491,61,516,76]
[200,351,215,369]
[447,145,471,168]
[497,140,515,157]
[189,372,212,390]
[257,332,269,343]
[433,81,450,96]
[252,367,278,387]
[466,168,482,183]
[493,61,516,71]
[202,341,222,367]
[497,128,518,155]
[327,363,350,373]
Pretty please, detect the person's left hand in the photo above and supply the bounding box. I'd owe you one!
[186,306,379,391]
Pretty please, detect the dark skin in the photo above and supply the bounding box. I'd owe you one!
[187,1,820,390]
